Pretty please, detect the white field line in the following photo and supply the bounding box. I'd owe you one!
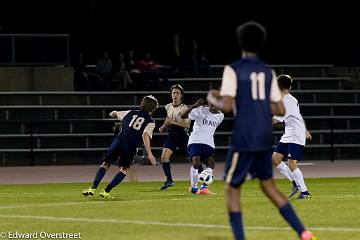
[0,197,215,210]
[0,214,359,233]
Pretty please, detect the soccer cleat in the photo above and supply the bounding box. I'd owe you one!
[82,188,96,196]
[99,190,114,199]
[188,186,199,194]
[288,185,299,198]
[159,181,174,190]
[197,186,215,195]
[297,193,311,200]
[300,230,317,240]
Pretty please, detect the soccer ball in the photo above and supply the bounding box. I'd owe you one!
[198,168,214,185]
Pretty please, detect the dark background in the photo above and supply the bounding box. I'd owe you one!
[0,1,359,65]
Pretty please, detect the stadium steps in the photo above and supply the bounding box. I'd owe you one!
[1,64,359,165]
[1,129,360,148]
[1,89,359,106]
[168,77,353,90]
[1,102,360,120]
[1,117,360,135]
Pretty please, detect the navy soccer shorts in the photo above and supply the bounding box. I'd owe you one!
[163,131,189,153]
[103,136,137,168]
[187,143,214,163]
[224,150,273,188]
[274,142,304,161]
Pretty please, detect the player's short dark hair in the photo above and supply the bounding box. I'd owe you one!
[236,21,266,52]
[140,95,159,113]
[277,74,293,91]
[170,84,184,97]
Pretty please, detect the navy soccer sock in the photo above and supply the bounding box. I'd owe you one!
[92,167,107,189]
[104,172,126,193]
[229,212,244,240]
[162,161,173,182]
[279,202,305,236]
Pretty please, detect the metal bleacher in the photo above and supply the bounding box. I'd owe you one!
[1,64,360,166]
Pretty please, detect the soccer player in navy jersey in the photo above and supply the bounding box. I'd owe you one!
[207,22,316,240]
[82,95,158,198]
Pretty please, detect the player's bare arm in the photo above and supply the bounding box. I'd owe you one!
[207,90,234,113]
[166,117,191,128]
[109,111,118,118]
[159,120,169,134]
[181,98,204,118]
[271,101,285,116]
[142,131,156,165]
[301,117,312,141]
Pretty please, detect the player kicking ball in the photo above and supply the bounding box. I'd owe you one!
[82,95,158,198]
[173,99,224,195]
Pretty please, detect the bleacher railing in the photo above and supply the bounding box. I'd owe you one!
[1,117,360,165]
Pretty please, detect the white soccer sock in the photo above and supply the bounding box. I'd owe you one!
[190,167,199,188]
[292,168,308,192]
[276,162,294,182]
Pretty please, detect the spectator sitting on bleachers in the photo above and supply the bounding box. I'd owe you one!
[73,53,89,91]
[95,51,113,90]
[136,52,169,90]
[113,52,133,90]
[171,34,185,77]
[125,50,143,90]
[191,40,212,77]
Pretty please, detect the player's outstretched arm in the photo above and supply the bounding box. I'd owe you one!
[181,98,204,118]
[142,132,156,166]
[109,111,118,118]
[207,90,233,113]
[109,110,130,120]
[166,117,191,128]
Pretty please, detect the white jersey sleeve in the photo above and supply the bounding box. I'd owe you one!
[220,65,237,97]
[116,110,130,120]
[143,122,156,139]
[188,107,202,120]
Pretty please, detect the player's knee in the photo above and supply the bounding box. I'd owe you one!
[161,149,172,162]
[207,157,215,169]
[161,155,170,163]
[288,160,298,171]
[272,154,282,166]
[100,162,110,170]
[259,179,273,195]
[192,157,201,169]
[120,167,128,175]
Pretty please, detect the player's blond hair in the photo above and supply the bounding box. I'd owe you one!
[140,95,159,113]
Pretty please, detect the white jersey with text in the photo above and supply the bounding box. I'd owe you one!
[188,106,224,148]
[274,94,306,146]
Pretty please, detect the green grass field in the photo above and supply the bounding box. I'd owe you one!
[0,178,359,240]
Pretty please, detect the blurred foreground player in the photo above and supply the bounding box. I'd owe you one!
[207,21,316,240]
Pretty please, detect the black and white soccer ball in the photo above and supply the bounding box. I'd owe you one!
[198,168,214,185]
